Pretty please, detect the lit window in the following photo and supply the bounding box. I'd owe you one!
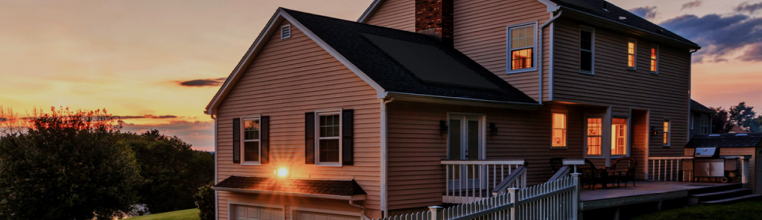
[650,45,659,73]
[627,40,637,69]
[317,113,341,164]
[663,120,671,146]
[587,118,602,155]
[611,118,628,156]
[508,25,536,72]
[700,115,709,134]
[580,28,594,74]
[552,113,567,148]
[242,118,260,163]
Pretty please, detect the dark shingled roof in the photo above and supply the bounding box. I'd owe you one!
[549,0,699,48]
[685,133,762,148]
[691,99,715,113]
[215,176,366,196]
[283,9,538,104]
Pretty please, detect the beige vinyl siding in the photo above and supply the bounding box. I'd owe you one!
[386,101,584,210]
[453,0,551,101]
[552,18,690,158]
[215,21,381,220]
[366,0,415,32]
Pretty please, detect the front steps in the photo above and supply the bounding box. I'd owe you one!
[688,184,762,205]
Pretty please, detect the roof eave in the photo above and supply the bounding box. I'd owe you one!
[385,91,542,110]
[212,187,367,200]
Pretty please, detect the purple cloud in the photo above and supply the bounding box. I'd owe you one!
[629,6,658,20]
[681,0,702,10]
[660,14,762,62]
[178,78,226,87]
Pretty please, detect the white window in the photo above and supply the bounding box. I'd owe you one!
[586,117,603,156]
[281,24,291,39]
[701,115,709,134]
[242,117,261,164]
[507,23,537,73]
[650,44,659,73]
[663,120,671,146]
[316,111,341,166]
[552,113,567,148]
[627,39,637,69]
[580,27,595,74]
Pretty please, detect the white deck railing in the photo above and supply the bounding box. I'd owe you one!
[441,160,526,204]
[647,157,692,181]
[376,174,580,220]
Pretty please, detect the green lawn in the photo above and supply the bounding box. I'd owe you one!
[632,200,762,220]
[127,209,200,220]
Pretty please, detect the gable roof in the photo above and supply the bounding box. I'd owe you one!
[691,99,715,114]
[685,133,762,148]
[206,8,537,114]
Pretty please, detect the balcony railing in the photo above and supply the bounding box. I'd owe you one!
[441,159,526,204]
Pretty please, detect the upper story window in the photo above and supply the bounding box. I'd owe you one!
[242,118,261,164]
[580,27,595,74]
[507,23,537,73]
[317,112,341,165]
[586,117,603,156]
[663,120,671,146]
[700,115,709,134]
[650,44,659,73]
[627,39,637,70]
[552,113,567,148]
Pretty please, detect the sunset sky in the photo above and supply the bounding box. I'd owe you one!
[2,0,760,151]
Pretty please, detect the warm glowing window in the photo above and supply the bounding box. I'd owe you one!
[317,113,341,164]
[663,120,671,146]
[509,25,535,71]
[650,45,659,73]
[587,118,602,155]
[627,40,636,69]
[552,113,567,147]
[242,118,261,163]
[580,29,594,73]
[701,115,709,134]
[611,118,628,156]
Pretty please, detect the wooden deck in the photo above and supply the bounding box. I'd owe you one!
[579,181,739,211]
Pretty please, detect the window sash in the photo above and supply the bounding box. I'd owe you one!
[580,29,594,73]
[586,117,603,156]
[552,113,567,147]
[508,24,537,72]
[511,48,534,70]
[650,45,659,73]
[241,118,261,164]
[627,41,636,69]
[663,120,671,146]
[315,112,341,165]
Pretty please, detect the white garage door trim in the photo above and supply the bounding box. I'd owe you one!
[290,206,360,220]
[228,201,286,220]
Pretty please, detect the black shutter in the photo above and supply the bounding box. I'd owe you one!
[305,112,315,164]
[342,109,354,165]
[261,116,270,164]
[232,118,240,164]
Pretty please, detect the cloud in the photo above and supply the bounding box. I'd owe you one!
[122,120,214,151]
[629,6,658,20]
[178,77,226,87]
[117,115,179,119]
[660,14,762,62]
[736,2,762,14]
[681,0,702,10]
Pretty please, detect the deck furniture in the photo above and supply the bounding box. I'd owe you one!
[611,157,638,187]
[550,157,564,174]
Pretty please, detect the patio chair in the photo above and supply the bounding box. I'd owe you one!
[580,159,618,189]
[550,157,564,174]
[610,157,638,187]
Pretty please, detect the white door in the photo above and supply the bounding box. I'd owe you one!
[232,205,283,220]
[448,114,485,190]
[295,211,358,220]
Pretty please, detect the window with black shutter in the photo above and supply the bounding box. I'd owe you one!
[261,116,270,164]
[305,112,315,164]
[341,109,354,165]
[233,118,240,164]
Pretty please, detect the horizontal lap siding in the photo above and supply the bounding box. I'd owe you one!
[454,0,550,102]
[216,21,381,220]
[553,18,690,159]
[366,0,415,32]
[386,101,584,210]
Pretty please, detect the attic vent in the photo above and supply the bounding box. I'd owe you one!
[281,24,291,39]
[709,134,721,137]
[619,16,627,21]
[736,134,748,136]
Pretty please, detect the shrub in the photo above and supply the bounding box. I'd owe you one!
[195,183,216,220]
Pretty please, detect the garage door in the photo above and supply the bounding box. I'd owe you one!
[232,205,283,220]
[295,211,358,220]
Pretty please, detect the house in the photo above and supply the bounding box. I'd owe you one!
[689,99,714,137]
[205,0,701,219]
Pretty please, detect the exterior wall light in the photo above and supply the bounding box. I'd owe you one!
[275,168,289,178]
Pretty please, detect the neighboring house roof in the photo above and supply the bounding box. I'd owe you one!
[205,8,537,114]
[214,176,367,199]
[691,99,715,114]
[685,133,762,148]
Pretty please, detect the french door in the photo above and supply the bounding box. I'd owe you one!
[448,114,485,190]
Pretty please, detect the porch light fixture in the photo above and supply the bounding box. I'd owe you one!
[489,122,498,136]
[650,126,658,136]
[275,168,289,178]
[440,120,448,134]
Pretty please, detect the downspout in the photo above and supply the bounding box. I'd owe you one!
[349,200,370,220]
[380,97,394,218]
[212,113,218,219]
[538,11,562,104]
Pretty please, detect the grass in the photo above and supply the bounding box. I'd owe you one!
[127,209,199,220]
[632,200,762,220]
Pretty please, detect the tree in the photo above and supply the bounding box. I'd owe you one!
[194,183,216,220]
[711,107,734,133]
[120,130,214,214]
[729,102,758,132]
[0,107,142,220]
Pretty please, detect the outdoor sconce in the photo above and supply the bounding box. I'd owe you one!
[650,126,658,136]
[440,120,448,134]
[489,122,498,136]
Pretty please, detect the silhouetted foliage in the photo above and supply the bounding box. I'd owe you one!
[711,107,734,133]
[0,107,142,220]
[195,183,216,220]
[729,102,761,132]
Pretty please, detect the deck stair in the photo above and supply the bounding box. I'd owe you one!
[688,184,762,205]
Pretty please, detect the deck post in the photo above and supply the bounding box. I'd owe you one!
[508,188,518,220]
[428,206,443,220]
[741,156,748,188]
[572,173,580,220]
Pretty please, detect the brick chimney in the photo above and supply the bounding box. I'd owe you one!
[416,0,454,47]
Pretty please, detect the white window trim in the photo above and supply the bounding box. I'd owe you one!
[315,109,342,167]
[506,21,539,74]
[700,115,709,134]
[584,114,605,158]
[627,38,637,70]
[228,201,286,220]
[551,110,568,149]
[650,44,660,74]
[663,119,671,147]
[579,26,595,75]
[241,116,262,165]
[281,24,291,39]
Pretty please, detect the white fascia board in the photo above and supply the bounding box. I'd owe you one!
[358,0,384,23]
[537,0,560,12]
